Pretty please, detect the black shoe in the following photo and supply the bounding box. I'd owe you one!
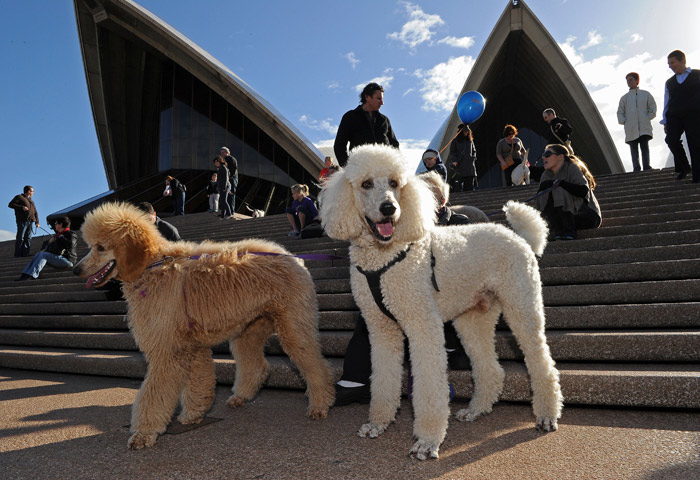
[15,273,33,281]
[677,171,689,180]
[333,384,371,406]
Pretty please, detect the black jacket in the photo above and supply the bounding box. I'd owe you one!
[547,117,572,144]
[447,136,477,177]
[46,229,78,264]
[224,155,238,179]
[334,105,399,167]
[155,217,181,242]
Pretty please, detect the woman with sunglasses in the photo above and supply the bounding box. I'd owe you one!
[534,144,601,240]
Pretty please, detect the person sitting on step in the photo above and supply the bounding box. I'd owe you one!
[535,144,602,240]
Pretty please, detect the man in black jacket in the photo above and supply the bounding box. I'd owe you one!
[17,216,76,280]
[221,147,239,214]
[8,185,40,257]
[334,82,399,167]
[543,108,573,147]
[662,49,700,182]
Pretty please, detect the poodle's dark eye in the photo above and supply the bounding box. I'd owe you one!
[96,245,105,252]
[389,179,398,188]
[361,180,373,189]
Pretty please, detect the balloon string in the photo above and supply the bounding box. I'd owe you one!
[437,127,464,157]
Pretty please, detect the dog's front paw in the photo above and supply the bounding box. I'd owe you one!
[307,406,329,419]
[226,395,246,408]
[409,439,440,460]
[177,412,204,425]
[358,422,388,438]
[536,416,558,432]
[127,432,158,450]
[454,406,489,423]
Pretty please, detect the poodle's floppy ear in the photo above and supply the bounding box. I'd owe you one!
[113,224,160,282]
[393,174,436,244]
[319,169,364,241]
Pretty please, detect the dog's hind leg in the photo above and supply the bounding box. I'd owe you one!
[128,354,187,449]
[452,306,505,423]
[274,311,335,419]
[178,346,216,424]
[227,316,275,408]
[500,287,563,432]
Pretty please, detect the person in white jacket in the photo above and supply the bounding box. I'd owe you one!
[617,72,657,171]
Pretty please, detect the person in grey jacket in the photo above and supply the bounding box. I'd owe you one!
[617,72,657,171]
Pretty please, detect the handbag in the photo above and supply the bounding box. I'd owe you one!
[501,141,515,171]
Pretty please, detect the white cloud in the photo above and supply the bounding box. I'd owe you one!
[327,81,340,90]
[298,115,338,136]
[0,229,15,242]
[437,35,475,49]
[354,75,394,92]
[580,30,603,50]
[414,55,475,112]
[388,2,444,50]
[344,52,359,69]
[629,33,643,43]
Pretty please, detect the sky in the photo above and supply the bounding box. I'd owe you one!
[1,0,699,241]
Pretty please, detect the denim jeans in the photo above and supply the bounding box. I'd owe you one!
[22,251,73,278]
[218,187,231,217]
[173,190,185,215]
[229,177,238,214]
[629,135,651,171]
[14,220,33,257]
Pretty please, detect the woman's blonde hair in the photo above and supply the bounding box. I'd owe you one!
[291,184,309,197]
[545,144,596,189]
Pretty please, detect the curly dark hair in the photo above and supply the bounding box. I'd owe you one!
[360,82,384,104]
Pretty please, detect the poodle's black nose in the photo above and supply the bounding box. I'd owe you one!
[73,265,82,275]
[379,202,396,217]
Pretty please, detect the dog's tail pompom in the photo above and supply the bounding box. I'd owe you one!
[503,201,548,256]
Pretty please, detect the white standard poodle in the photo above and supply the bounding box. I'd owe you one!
[320,144,563,460]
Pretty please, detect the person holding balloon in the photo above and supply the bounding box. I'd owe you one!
[496,125,526,187]
[447,124,478,192]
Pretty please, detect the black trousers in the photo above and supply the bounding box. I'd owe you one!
[339,315,468,384]
[541,196,601,238]
[665,111,700,182]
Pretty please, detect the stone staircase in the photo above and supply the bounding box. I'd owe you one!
[1,167,698,409]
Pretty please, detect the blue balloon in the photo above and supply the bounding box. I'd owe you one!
[457,91,486,125]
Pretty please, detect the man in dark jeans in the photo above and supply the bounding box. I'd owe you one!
[332,82,401,405]
[662,49,700,182]
[221,147,239,214]
[8,185,40,257]
[333,82,399,167]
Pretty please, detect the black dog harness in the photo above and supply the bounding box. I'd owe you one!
[355,244,440,323]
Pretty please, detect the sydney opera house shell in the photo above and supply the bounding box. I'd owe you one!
[63,0,324,219]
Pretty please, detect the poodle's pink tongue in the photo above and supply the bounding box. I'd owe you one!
[86,262,114,289]
[376,222,394,237]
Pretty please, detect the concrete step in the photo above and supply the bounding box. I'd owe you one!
[1,346,697,408]
[2,302,698,333]
[3,328,698,363]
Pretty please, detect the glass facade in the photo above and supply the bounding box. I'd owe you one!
[156,62,317,213]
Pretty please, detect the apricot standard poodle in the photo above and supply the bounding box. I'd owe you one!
[319,144,562,460]
[74,202,334,449]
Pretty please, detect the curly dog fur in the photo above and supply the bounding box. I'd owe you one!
[73,202,334,449]
[320,145,562,460]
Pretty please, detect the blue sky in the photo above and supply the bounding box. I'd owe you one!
[1,0,698,240]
